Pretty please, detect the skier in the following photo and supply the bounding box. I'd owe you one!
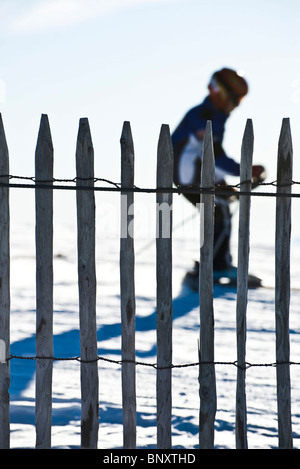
[171,67,265,288]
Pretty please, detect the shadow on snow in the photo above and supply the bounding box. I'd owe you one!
[10,283,236,398]
[9,282,237,438]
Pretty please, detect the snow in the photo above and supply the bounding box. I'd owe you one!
[7,205,300,450]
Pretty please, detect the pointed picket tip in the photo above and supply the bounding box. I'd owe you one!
[39,113,50,131]
[35,114,53,182]
[240,119,254,182]
[157,124,173,187]
[203,120,213,148]
[76,118,94,180]
[0,113,8,150]
[202,120,215,187]
[241,119,254,155]
[0,113,9,175]
[159,123,170,134]
[0,113,9,155]
[120,121,134,190]
[120,122,134,164]
[36,114,53,152]
[35,115,53,158]
[78,117,91,138]
[76,118,93,154]
[277,118,293,186]
[244,117,254,135]
[204,119,212,140]
[278,117,292,154]
[158,124,172,157]
[120,121,133,146]
[76,118,93,153]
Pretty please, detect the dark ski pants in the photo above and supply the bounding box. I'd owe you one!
[181,190,232,271]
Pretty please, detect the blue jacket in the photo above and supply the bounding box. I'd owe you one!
[172,96,240,186]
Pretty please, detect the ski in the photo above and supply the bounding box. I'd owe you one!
[182,261,262,292]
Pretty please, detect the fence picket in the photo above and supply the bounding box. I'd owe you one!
[275,118,293,448]
[76,118,99,449]
[120,121,136,449]
[235,119,254,449]
[199,121,216,449]
[35,114,54,449]
[0,114,10,449]
[156,124,173,449]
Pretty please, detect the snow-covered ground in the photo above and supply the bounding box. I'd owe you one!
[7,195,300,449]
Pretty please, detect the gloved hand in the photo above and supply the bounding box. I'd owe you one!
[252,165,266,189]
[252,165,266,181]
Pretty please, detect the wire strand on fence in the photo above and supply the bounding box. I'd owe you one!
[0,174,300,197]
[7,354,300,371]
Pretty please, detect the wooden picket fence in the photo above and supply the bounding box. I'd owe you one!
[0,113,294,449]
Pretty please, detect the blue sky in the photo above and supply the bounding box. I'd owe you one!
[1,0,300,234]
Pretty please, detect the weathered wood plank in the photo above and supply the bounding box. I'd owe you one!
[76,118,99,449]
[35,114,54,449]
[120,121,136,449]
[156,124,173,449]
[275,117,293,449]
[0,114,10,449]
[199,120,216,449]
[235,119,254,449]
